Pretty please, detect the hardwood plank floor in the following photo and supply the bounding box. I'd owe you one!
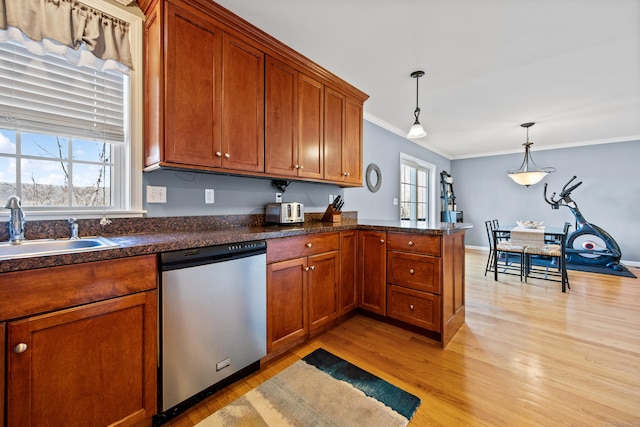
[164,249,640,426]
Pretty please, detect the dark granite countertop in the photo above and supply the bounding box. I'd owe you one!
[0,214,471,274]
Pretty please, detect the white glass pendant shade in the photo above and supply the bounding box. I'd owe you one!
[407,121,427,139]
[508,170,547,186]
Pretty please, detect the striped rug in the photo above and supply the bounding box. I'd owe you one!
[197,348,421,427]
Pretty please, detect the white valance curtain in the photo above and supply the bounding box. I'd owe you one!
[0,0,133,71]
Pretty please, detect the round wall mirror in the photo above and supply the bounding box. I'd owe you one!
[365,163,382,193]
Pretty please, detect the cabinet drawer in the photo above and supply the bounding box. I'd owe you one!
[267,232,340,263]
[387,284,441,332]
[0,255,157,322]
[387,232,441,256]
[387,252,441,294]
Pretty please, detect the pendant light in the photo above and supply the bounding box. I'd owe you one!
[407,70,427,139]
[507,122,556,187]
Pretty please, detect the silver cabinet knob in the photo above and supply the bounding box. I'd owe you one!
[309,265,315,270]
[380,239,385,244]
[409,269,415,274]
[306,243,312,248]
[408,241,414,246]
[224,153,230,158]
[409,304,414,311]
[215,151,222,157]
[299,165,304,170]
[304,266,309,272]
[14,343,28,354]
[294,164,299,169]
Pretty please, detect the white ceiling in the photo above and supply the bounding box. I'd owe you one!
[214,0,640,160]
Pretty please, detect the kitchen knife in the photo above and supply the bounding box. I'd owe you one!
[332,195,342,209]
[335,200,344,211]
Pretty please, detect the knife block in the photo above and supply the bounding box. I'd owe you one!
[322,204,342,223]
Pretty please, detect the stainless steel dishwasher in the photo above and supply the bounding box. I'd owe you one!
[156,240,267,424]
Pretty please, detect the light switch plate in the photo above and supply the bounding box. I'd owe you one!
[205,189,215,204]
[147,185,167,203]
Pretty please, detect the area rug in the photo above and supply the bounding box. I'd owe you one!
[197,348,421,427]
[566,262,637,278]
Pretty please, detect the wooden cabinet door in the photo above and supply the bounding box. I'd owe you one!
[143,0,162,167]
[298,74,324,179]
[308,251,339,331]
[267,258,308,352]
[340,230,358,314]
[6,291,157,427]
[265,57,298,177]
[358,230,387,315]
[221,33,265,172]
[323,86,346,182]
[164,2,222,167]
[343,97,363,185]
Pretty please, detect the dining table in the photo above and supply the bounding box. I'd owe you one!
[493,224,569,292]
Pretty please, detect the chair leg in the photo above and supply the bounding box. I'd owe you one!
[484,249,495,276]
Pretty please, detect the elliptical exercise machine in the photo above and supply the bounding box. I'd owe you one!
[544,176,623,271]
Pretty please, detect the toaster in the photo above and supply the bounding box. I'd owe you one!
[265,202,304,224]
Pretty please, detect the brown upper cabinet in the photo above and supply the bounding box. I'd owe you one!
[145,2,263,173]
[142,0,368,186]
[265,57,323,180]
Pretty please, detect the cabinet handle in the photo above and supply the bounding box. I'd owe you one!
[304,266,310,271]
[299,165,304,170]
[409,269,415,274]
[409,304,414,311]
[346,172,350,177]
[306,243,312,248]
[408,241,414,246]
[380,239,385,244]
[309,265,315,270]
[294,164,299,169]
[14,343,28,354]
[224,153,230,158]
[215,151,222,157]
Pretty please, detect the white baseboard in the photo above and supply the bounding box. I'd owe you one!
[464,245,639,268]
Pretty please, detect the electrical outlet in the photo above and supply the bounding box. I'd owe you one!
[329,194,334,204]
[146,185,167,203]
[205,189,215,204]
[393,198,398,206]
[276,193,282,202]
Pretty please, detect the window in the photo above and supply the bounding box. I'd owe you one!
[400,153,436,225]
[0,0,143,219]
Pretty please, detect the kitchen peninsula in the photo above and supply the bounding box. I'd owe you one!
[0,214,469,426]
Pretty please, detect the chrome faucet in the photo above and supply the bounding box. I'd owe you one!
[5,195,26,244]
[68,217,79,240]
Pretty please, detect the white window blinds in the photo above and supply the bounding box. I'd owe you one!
[0,41,126,143]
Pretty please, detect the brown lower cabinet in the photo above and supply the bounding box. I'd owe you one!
[358,230,387,315]
[266,233,340,354]
[339,230,358,314]
[1,322,4,427]
[0,255,158,427]
[386,231,465,347]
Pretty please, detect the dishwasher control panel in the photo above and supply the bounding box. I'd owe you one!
[160,240,267,270]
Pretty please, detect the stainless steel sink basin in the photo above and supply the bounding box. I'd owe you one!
[0,237,119,260]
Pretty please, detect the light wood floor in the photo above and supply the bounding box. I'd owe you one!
[165,249,640,426]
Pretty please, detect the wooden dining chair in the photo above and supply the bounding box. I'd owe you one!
[523,222,571,290]
[490,221,526,280]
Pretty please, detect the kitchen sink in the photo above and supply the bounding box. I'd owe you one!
[0,236,119,260]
